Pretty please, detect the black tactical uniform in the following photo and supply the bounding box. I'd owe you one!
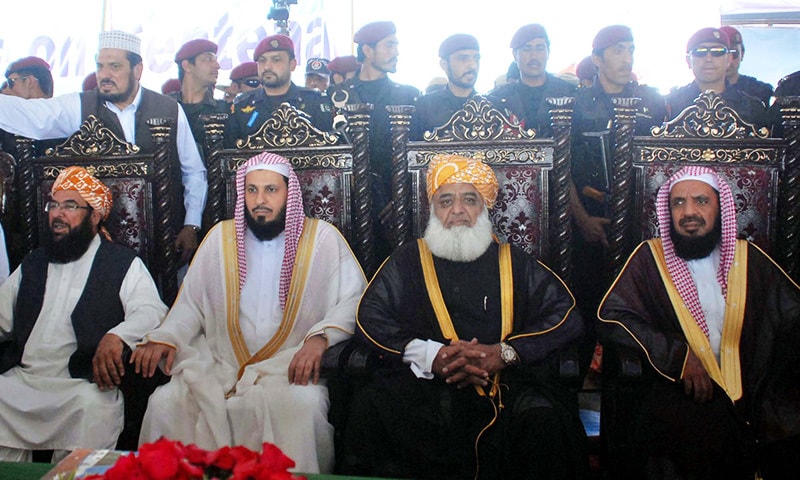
[733,74,773,107]
[224,83,332,147]
[487,74,576,137]
[570,79,667,333]
[327,75,418,205]
[169,88,228,161]
[666,81,769,129]
[410,87,477,141]
[328,74,418,260]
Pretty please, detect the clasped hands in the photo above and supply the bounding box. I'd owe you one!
[431,338,505,389]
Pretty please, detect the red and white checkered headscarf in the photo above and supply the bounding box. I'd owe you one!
[656,166,738,336]
[234,152,304,310]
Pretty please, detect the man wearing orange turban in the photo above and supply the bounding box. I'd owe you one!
[343,155,588,479]
[0,165,166,462]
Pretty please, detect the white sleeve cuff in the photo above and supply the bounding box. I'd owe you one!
[403,338,445,379]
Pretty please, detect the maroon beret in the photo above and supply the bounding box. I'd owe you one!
[230,62,258,81]
[592,25,633,52]
[306,58,330,76]
[719,26,742,45]
[254,35,294,61]
[438,33,480,59]
[5,56,50,77]
[82,72,98,91]
[353,21,396,45]
[174,39,217,63]
[687,27,730,52]
[510,24,550,49]
[161,78,181,95]
[327,55,360,74]
[576,56,597,81]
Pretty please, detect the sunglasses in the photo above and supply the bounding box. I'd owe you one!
[689,46,729,58]
[235,78,262,88]
[7,75,30,89]
[729,49,740,59]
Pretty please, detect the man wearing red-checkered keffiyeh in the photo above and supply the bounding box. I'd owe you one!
[599,166,800,479]
[133,152,366,473]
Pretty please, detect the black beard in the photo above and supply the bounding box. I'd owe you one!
[98,72,136,104]
[43,214,96,263]
[245,205,286,241]
[669,214,722,260]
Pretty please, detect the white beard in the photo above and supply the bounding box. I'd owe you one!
[423,207,494,262]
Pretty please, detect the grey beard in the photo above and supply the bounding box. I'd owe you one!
[423,207,494,262]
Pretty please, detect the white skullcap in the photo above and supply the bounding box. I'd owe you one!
[245,163,291,178]
[669,172,719,192]
[98,30,142,56]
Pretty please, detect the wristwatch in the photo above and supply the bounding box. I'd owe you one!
[500,341,520,366]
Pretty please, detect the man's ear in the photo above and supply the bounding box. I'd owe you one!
[133,62,144,81]
[90,209,103,230]
[290,58,297,72]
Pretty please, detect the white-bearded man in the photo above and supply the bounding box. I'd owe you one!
[133,152,367,473]
[341,154,588,479]
[599,166,800,479]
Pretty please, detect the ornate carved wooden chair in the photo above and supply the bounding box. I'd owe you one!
[600,90,792,479]
[387,95,576,283]
[14,115,178,452]
[16,115,180,303]
[203,102,375,274]
[0,150,17,264]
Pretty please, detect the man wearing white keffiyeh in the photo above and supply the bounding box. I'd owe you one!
[598,166,800,479]
[132,152,366,473]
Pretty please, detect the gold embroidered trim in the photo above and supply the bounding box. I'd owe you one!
[647,238,746,400]
[236,218,318,380]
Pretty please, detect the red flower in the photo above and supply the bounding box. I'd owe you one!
[103,452,148,480]
[181,443,209,468]
[259,443,296,472]
[78,439,303,480]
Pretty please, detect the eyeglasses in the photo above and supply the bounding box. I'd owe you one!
[729,49,740,59]
[7,75,30,89]
[689,46,729,58]
[235,78,262,88]
[45,200,92,213]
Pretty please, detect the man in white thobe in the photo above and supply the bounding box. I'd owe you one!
[0,166,167,462]
[133,152,366,473]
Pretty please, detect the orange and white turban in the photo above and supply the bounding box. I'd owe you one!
[426,154,498,208]
[51,166,113,221]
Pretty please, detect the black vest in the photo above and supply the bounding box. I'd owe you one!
[80,87,179,154]
[0,240,136,380]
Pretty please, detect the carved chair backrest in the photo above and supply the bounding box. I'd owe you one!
[204,103,373,272]
[608,91,788,277]
[17,115,180,302]
[391,95,575,279]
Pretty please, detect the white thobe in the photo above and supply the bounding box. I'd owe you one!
[139,220,366,473]
[686,247,726,360]
[0,88,207,226]
[239,230,284,354]
[0,235,167,453]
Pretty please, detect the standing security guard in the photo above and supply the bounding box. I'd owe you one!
[327,21,419,259]
[487,24,576,137]
[225,35,332,147]
[410,34,481,141]
[570,25,667,344]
